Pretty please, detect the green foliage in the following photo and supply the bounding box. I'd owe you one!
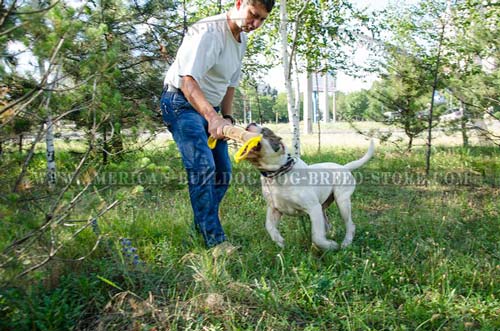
[1,0,182,162]
[272,92,291,123]
[0,276,97,331]
[370,0,500,148]
[443,0,500,122]
[366,0,453,150]
[337,89,371,121]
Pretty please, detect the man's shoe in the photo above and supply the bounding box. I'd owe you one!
[211,241,240,258]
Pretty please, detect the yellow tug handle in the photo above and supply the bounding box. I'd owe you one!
[207,136,218,149]
[207,126,262,163]
[234,135,262,163]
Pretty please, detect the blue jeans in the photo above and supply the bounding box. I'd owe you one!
[160,90,231,247]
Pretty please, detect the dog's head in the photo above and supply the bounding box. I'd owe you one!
[238,123,288,171]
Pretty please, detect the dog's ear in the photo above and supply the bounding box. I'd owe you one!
[261,127,282,152]
[246,123,261,133]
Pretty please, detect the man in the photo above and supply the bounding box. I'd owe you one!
[161,0,275,252]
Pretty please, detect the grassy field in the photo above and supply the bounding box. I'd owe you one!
[1,126,499,330]
[149,120,500,151]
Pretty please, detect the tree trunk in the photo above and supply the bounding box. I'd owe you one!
[40,59,58,190]
[243,95,248,125]
[408,135,413,152]
[46,115,56,190]
[280,0,300,157]
[460,101,469,147]
[425,20,446,176]
[314,74,321,153]
[332,75,337,123]
[18,134,23,153]
[323,70,330,123]
[103,124,108,165]
[110,124,124,157]
[254,85,263,125]
[303,71,313,134]
[294,58,301,121]
[244,95,251,124]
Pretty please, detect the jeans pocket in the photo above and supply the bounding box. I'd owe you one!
[171,93,190,114]
[160,93,175,129]
[161,92,193,130]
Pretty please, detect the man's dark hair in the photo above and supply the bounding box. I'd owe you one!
[248,0,275,13]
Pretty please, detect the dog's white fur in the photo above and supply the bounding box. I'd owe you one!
[243,125,375,250]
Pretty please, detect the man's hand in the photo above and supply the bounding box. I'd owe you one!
[208,115,231,139]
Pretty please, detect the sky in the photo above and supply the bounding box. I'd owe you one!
[263,0,420,93]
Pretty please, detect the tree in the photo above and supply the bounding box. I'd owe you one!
[374,0,499,166]
[272,92,291,123]
[366,0,452,153]
[249,0,377,155]
[442,0,500,146]
[279,0,302,156]
[369,51,436,151]
[0,0,183,278]
[341,90,371,121]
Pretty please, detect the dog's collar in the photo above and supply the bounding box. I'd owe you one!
[260,154,296,178]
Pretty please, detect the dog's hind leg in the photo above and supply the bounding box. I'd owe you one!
[336,198,355,248]
[322,210,332,234]
[266,207,285,248]
[322,193,335,234]
[309,205,339,250]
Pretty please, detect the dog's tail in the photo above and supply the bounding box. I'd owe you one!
[343,140,375,170]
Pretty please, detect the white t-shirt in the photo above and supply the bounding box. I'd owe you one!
[164,13,247,107]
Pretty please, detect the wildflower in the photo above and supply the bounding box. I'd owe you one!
[119,237,142,266]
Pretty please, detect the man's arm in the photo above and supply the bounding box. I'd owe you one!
[180,75,228,139]
[221,87,235,116]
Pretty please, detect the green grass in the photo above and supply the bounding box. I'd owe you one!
[1,141,499,330]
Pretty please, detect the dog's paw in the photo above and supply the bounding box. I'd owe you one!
[313,239,339,251]
[329,241,339,250]
[275,238,285,248]
[269,233,285,248]
[341,239,353,249]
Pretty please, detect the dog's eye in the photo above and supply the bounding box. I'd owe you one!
[270,141,281,152]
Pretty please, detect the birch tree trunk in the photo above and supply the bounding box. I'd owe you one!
[243,95,248,126]
[280,0,300,156]
[46,114,56,189]
[45,66,59,190]
[244,94,252,124]
[332,75,337,123]
[323,71,329,122]
[294,59,301,127]
[303,72,313,134]
[39,59,57,190]
[314,73,321,153]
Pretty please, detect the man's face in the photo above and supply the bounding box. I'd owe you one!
[235,0,269,32]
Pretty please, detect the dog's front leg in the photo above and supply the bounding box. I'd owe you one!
[265,206,285,248]
[308,205,339,250]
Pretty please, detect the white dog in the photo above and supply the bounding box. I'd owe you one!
[239,124,375,250]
